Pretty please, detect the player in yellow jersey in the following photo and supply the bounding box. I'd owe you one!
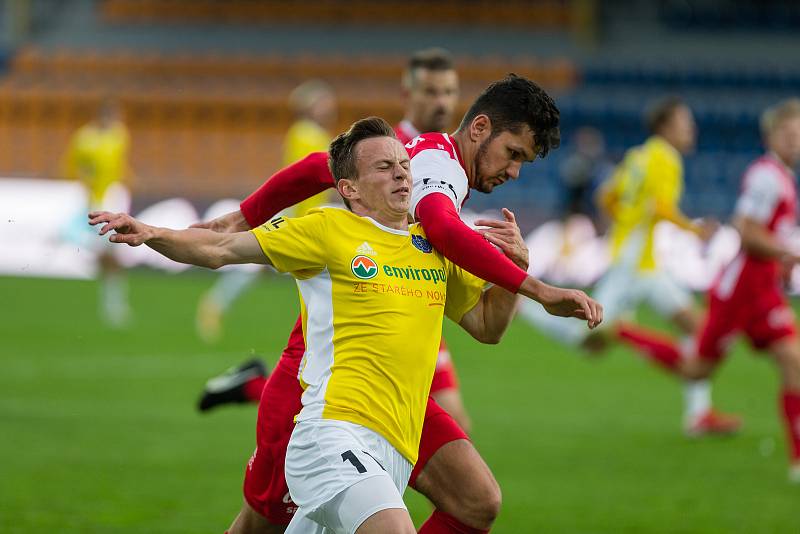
[62,98,132,328]
[520,97,740,435]
[91,117,550,533]
[196,80,338,343]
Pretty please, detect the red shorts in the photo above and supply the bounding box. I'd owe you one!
[698,286,796,361]
[408,396,468,487]
[242,354,304,523]
[430,339,460,394]
[243,322,469,525]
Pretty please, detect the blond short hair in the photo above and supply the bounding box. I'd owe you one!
[289,79,334,115]
[760,98,800,138]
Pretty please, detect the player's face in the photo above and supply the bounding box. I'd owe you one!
[407,69,459,133]
[352,136,412,219]
[473,126,536,193]
[665,105,696,154]
[770,116,800,168]
[309,92,338,129]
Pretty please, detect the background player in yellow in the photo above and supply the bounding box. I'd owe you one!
[196,80,338,342]
[62,98,133,328]
[89,117,540,533]
[519,97,739,435]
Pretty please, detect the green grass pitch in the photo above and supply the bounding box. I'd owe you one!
[1,271,798,533]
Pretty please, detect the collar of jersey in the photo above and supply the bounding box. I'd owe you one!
[446,134,467,170]
[329,206,411,236]
[766,151,796,176]
[364,216,410,236]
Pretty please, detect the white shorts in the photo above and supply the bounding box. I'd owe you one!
[519,262,691,347]
[594,263,691,324]
[284,419,412,534]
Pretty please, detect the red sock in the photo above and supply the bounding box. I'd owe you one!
[242,375,267,403]
[417,510,490,534]
[616,323,681,371]
[781,389,800,461]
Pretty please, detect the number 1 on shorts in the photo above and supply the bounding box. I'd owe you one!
[341,450,367,473]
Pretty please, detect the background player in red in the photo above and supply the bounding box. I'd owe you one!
[203,77,602,534]
[394,48,472,431]
[630,98,800,482]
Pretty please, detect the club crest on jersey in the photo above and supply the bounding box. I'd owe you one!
[351,255,378,280]
[411,235,433,253]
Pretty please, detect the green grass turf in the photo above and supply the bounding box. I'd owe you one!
[1,271,798,533]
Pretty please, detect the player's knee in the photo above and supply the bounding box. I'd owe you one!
[460,474,502,528]
[681,357,714,380]
[771,338,800,388]
[480,482,503,525]
[783,350,800,388]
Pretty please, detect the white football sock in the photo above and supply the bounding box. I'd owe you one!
[207,269,261,311]
[101,272,130,327]
[679,336,711,421]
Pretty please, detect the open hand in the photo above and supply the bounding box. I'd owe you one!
[474,208,530,270]
[539,285,603,329]
[88,211,153,246]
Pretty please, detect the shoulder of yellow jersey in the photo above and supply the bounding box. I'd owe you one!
[285,120,331,149]
[644,136,681,169]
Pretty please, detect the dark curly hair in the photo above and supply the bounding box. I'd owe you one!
[458,74,560,158]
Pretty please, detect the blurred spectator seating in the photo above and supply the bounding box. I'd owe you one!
[0,47,577,201]
[100,0,572,29]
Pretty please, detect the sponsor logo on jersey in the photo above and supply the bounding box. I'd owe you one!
[351,255,379,279]
[411,234,432,253]
[382,264,447,284]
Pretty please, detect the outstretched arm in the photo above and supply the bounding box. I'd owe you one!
[417,194,602,328]
[89,211,268,270]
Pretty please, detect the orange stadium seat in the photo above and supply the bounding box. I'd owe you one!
[0,45,577,199]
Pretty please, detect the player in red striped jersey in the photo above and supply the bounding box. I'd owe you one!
[632,99,800,482]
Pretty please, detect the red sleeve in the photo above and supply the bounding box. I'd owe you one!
[415,193,528,293]
[239,151,336,228]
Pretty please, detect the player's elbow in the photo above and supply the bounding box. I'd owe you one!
[475,328,503,345]
[201,248,230,270]
[483,336,502,345]
[204,257,226,270]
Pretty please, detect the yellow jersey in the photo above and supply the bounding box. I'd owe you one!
[251,207,485,463]
[283,119,332,217]
[606,136,683,271]
[62,121,130,207]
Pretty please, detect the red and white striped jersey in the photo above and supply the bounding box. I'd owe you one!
[713,153,797,300]
[404,132,470,218]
